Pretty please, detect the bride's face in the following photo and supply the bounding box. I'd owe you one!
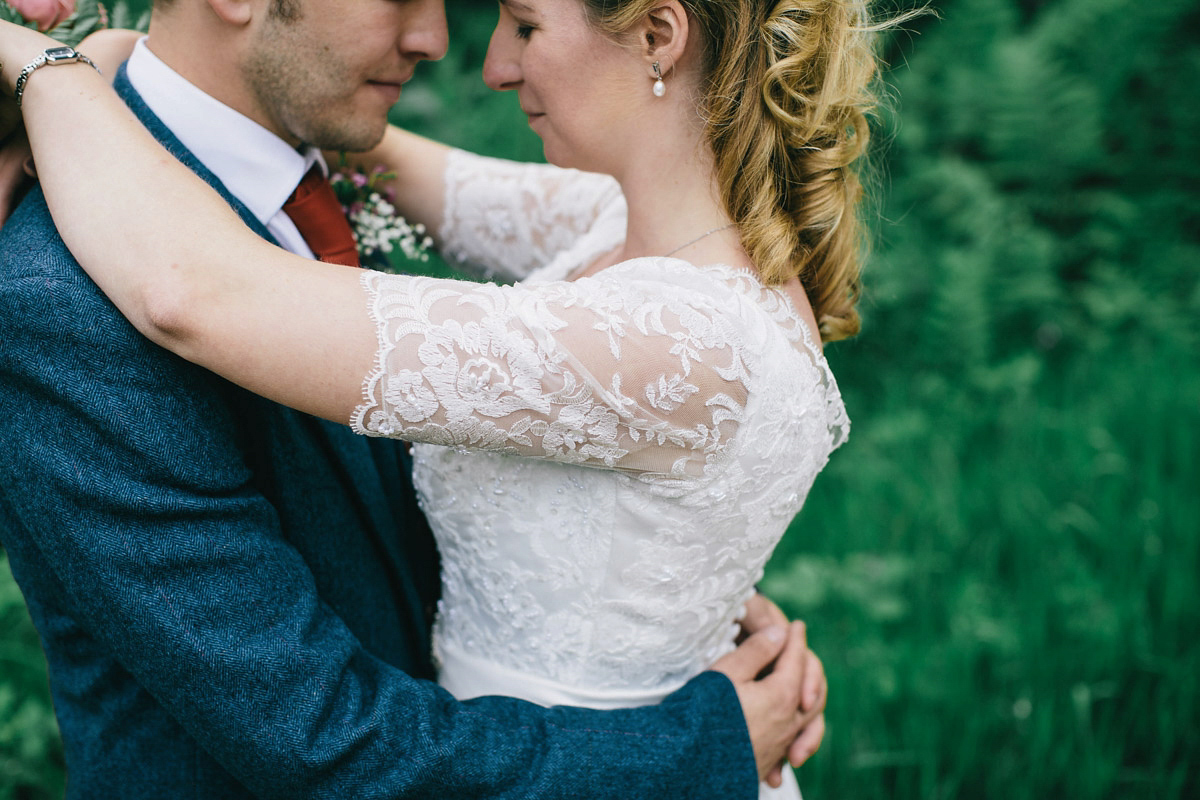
[483,0,646,173]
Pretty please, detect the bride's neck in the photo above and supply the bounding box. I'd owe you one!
[612,135,749,269]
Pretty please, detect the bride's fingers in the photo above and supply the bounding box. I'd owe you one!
[711,623,787,682]
[765,763,783,788]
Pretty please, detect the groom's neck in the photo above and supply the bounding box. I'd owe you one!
[143,14,271,138]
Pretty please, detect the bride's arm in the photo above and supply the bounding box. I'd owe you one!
[3,24,374,424]
[78,28,144,73]
[339,125,623,282]
[3,26,743,479]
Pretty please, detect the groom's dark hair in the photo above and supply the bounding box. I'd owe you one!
[151,0,301,20]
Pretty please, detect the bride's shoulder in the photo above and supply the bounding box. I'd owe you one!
[586,259,832,366]
[586,259,784,319]
[587,256,735,289]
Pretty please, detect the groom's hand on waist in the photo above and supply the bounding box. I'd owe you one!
[738,593,828,774]
[714,600,828,786]
[737,592,789,641]
[738,593,828,732]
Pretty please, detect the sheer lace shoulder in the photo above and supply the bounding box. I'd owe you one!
[702,264,850,451]
[351,265,753,488]
[439,149,625,283]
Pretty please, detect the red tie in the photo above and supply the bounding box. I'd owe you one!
[282,167,360,267]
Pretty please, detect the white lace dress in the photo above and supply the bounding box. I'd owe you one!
[351,151,849,799]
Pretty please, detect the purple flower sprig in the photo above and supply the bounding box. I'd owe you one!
[330,161,433,273]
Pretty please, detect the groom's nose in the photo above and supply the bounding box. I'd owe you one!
[399,0,449,63]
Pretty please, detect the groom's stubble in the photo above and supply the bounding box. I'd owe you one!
[238,0,447,152]
[242,6,388,152]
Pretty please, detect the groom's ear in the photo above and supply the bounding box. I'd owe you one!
[205,0,256,27]
[637,1,690,77]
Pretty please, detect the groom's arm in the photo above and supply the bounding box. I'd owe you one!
[0,205,760,798]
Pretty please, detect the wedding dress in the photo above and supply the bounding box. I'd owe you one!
[351,151,849,799]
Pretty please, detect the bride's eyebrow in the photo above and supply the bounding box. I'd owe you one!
[500,0,536,13]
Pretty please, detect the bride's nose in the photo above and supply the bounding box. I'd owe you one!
[482,26,521,91]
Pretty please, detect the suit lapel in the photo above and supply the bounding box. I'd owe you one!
[114,65,436,661]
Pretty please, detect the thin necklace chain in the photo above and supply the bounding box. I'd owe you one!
[664,223,736,257]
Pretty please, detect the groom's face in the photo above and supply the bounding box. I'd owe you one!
[241,0,448,151]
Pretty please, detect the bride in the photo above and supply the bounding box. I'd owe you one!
[0,0,886,794]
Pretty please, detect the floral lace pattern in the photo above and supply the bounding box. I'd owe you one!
[354,267,750,487]
[351,150,848,698]
[440,152,625,284]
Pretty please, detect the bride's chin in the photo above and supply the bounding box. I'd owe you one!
[536,136,610,177]
[542,150,572,170]
[537,140,578,172]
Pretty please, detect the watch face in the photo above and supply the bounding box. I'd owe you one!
[44,47,79,64]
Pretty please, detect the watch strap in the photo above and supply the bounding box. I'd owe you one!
[14,47,100,108]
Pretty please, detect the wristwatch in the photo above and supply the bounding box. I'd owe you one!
[14,46,100,108]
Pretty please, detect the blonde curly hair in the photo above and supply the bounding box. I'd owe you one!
[584,0,895,342]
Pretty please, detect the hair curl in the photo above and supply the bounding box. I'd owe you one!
[582,0,900,342]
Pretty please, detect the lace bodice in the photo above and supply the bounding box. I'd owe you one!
[351,150,848,705]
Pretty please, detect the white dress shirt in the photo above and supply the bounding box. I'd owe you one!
[126,38,325,258]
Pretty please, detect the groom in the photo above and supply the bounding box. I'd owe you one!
[0,0,821,797]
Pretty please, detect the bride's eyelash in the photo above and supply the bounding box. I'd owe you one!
[515,24,535,39]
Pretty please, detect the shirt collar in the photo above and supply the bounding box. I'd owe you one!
[126,38,326,227]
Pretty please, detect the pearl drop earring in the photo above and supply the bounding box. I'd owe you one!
[652,61,665,97]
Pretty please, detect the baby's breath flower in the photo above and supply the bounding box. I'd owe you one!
[330,158,434,271]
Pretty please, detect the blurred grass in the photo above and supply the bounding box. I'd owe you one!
[0,553,64,800]
[2,0,1197,797]
[764,341,1199,798]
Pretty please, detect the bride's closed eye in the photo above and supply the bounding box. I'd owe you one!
[497,0,536,40]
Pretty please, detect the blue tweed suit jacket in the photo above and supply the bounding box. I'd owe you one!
[0,68,757,798]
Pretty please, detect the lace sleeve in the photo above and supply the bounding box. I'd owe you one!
[350,267,749,485]
[438,150,624,282]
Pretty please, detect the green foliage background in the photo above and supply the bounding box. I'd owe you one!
[1,0,1197,797]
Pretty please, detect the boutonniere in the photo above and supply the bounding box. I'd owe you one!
[330,160,433,274]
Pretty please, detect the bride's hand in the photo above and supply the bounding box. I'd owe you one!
[712,620,823,786]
